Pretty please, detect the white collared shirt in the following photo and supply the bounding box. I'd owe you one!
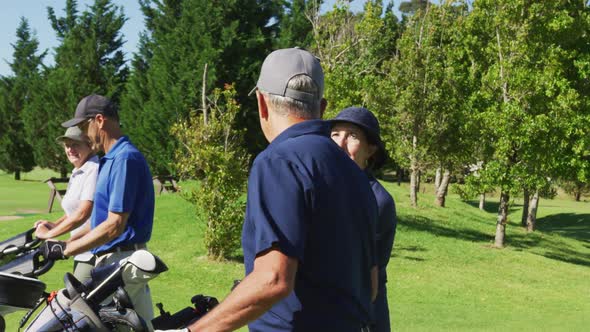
[61,155,99,261]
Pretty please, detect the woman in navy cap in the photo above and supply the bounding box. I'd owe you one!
[330,107,397,332]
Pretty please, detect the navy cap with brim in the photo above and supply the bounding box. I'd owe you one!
[328,107,387,170]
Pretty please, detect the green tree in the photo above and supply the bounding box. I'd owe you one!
[22,0,127,175]
[399,0,429,16]
[560,180,590,202]
[463,0,590,244]
[0,18,45,180]
[308,0,400,128]
[276,0,322,49]
[376,2,468,207]
[171,84,249,259]
[121,0,280,175]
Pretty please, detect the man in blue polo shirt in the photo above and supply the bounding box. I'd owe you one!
[185,48,378,332]
[59,94,155,324]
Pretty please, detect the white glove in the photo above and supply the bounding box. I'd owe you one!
[154,329,189,332]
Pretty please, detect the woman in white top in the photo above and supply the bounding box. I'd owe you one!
[34,126,99,283]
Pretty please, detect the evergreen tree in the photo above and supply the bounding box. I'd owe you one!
[399,0,430,16]
[22,0,128,175]
[121,0,280,175]
[276,0,322,49]
[120,32,153,151]
[0,18,45,180]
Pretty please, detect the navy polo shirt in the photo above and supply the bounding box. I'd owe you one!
[367,173,397,284]
[242,120,378,332]
[91,136,154,255]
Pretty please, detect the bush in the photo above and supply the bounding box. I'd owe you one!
[171,84,249,259]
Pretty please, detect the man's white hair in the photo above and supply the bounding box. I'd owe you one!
[262,75,321,119]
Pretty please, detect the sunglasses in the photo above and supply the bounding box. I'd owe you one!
[78,117,94,132]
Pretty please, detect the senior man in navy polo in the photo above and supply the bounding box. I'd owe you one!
[183,48,378,332]
[60,94,155,324]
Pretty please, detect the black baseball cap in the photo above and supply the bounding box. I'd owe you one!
[61,94,118,128]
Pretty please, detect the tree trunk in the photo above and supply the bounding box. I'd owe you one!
[60,167,68,178]
[14,170,21,181]
[526,191,539,232]
[494,191,509,248]
[410,135,418,207]
[416,170,421,193]
[397,167,403,186]
[521,189,530,227]
[575,191,581,202]
[434,169,451,207]
[202,63,208,126]
[434,167,442,191]
[410,167,418,207]
[479,193,485,210]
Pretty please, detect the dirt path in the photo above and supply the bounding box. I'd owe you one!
[0,209,44,221]
[15,209,44,214]
[0,215,24,221]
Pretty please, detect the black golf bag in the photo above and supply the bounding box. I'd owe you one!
[0,229,218,331]
[0,229,50,331]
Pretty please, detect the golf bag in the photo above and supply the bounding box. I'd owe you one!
[0,229,219,331]
[24,249,168,331]
[0,229,49,331]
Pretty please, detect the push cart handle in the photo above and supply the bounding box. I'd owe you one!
[30,250,54,277]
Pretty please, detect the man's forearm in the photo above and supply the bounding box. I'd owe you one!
[67,222,91,242]
[188,249,297,332]
[64,212,128,256]
[187,272,283,331]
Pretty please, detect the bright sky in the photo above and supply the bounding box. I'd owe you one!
[0,0,370,77]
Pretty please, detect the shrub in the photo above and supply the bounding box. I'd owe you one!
[171,84,249,259]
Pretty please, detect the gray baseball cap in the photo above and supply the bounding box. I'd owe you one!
[250,47,324,103]
[61,94,118,127]
[56,126,87,143]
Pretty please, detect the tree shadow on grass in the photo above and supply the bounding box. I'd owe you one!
[399,214,493,243]
[536,213,590,243]
[464,200,521,214]
[393,245,428,261]
[508,214,590,267]
[398,212,590,268]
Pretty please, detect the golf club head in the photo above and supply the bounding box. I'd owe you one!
[125,250,168,274]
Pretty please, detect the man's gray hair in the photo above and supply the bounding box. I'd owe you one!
[262,75,321,119]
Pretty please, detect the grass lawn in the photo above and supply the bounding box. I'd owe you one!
[0,169,62,216]
[1,169,589,331]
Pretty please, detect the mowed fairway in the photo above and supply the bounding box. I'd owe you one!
[1,170,588,331]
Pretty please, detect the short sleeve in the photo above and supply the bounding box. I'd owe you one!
[246,156,309,262]
[79,164,98,202]
[108,157,140,213]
